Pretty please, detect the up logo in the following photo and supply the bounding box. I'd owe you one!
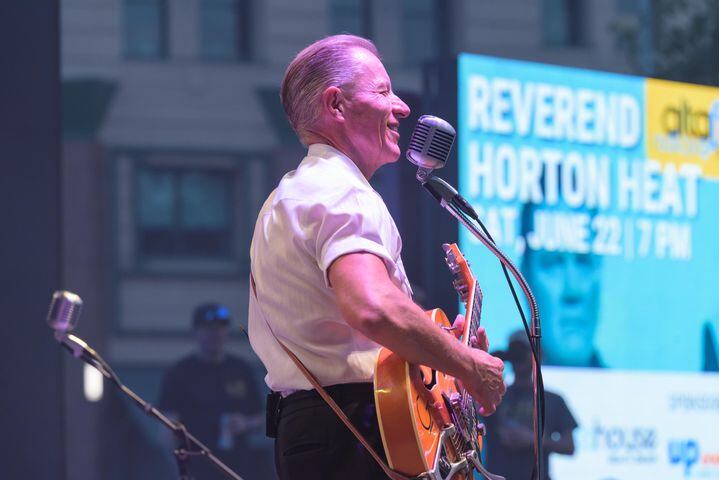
[668,439,700,476]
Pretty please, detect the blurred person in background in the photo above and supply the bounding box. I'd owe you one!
[484,329,578,480]
[158,302,267,479]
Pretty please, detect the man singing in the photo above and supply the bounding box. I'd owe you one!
[248,34,506,479]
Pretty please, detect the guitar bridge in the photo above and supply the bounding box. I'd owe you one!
[416,426,505,480]
[416,426,468,480]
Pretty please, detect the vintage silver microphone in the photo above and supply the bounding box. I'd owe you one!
[46,290,101,363]
[406,115,456,182]
[405,115,477,216]
[47,290,83,333]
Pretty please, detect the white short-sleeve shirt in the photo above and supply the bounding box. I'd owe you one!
[248,144,412,393]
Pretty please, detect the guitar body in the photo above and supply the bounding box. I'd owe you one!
[374,308,473,478]
[373,243,487,479]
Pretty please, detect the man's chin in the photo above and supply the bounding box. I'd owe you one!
[391,140,402,155]
[383,144,401,163]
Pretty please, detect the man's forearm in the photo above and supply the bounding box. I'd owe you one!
[352,287,473,380]
[330,252,505,413]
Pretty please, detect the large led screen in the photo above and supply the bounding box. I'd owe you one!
[457,53,719,479]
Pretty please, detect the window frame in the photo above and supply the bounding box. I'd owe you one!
[329,0,373,39]
[542,0,585,48]
[199,0,254,62]
[123,0,169,60]
[113,150,268,279]
[134,161,236,263]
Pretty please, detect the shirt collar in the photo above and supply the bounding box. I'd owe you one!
[306,143,372,188]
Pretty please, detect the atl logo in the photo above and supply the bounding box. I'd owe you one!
[661,101,708,138]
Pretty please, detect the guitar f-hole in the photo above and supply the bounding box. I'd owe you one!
[419,366,438,390]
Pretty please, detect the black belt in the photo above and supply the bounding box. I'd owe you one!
[283,382,374,403]
[266,382,373,438]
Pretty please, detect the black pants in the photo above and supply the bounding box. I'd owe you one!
[272,383,388,480]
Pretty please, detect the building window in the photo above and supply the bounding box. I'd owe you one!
[402,0,437,65]
[330,0,372,38]
[124,0,167,59]
[200,0,252,61]
[543,0,584,47]
[136,166,233,259]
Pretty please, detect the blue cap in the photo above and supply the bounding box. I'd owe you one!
[193,303,231,327]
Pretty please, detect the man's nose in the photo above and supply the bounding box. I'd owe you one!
[561,259,584,302]
[393,94,410,119]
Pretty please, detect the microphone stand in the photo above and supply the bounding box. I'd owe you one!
[421,176,546,480]
[55,332,244,480]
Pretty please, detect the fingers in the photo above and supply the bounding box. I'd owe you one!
[463,350,507,417]
[453,314,465,339]
[476,326,489,351]
[486,378,505,405]
[458,322,490,351]
[495,357,505,376]
[478,392,503,416]
[479,402,497,416]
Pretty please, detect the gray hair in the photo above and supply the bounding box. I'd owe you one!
[280,34,379,145]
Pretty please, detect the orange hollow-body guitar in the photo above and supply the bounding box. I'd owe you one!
[374,244,496,480]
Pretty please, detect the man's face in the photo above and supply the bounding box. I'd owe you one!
[339,49,410,170]
[509,344,534,381]
[525,249,601,367]
[195,323,229,358]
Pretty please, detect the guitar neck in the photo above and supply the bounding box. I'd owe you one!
[462,282,483,348]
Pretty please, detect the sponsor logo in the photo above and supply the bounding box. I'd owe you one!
[710,101,719,149]
[589,420,657,464]
[646,79,719,178]
[669,439,701,476]
[668,439,719,478]
[660,100,711,139]
[668,393,719,412]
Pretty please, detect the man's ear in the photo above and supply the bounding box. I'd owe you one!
[321,86,344,121]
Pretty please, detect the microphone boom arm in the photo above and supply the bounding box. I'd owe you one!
[55,332,244,480]
[422,175,546,480]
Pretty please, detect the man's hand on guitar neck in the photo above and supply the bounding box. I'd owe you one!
[461,346,506,416]
[452,315,489,351]
[450,316,505,415]
[329,252,506,416]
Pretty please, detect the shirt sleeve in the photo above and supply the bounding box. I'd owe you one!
[548,392,579,433]
[310,189,395,288]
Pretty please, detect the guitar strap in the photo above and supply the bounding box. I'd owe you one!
[250,273,410,480]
